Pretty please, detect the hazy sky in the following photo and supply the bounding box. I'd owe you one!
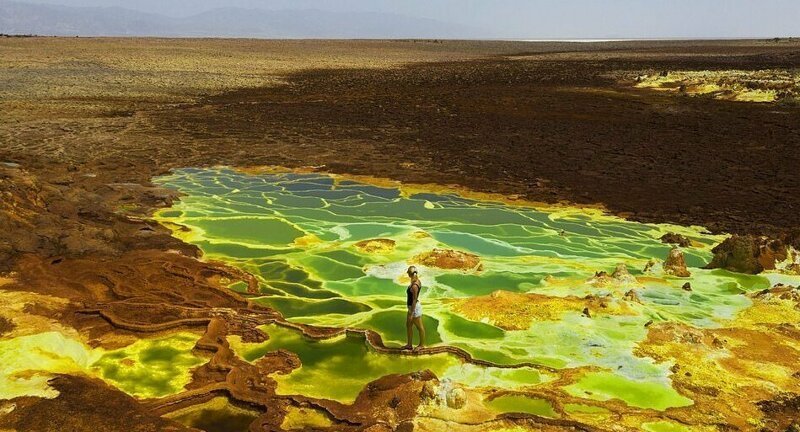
[15,0,800,38]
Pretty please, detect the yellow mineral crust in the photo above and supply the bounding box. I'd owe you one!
[411,248,482,271]
[0,331,102,399]
[736,296,800,326]
[411,230,432,239]
[448,290,638,330]
[0,289,75,338]
[635,319,800,429]
[417,384,499,425]
[292,233,323,248]
[280,406,333,430]
[354,238,397,254]
[633,69,798,103]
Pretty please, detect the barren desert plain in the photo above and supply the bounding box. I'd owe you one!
[1,37,800,432]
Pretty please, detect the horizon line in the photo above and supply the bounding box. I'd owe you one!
[2,34,799,41]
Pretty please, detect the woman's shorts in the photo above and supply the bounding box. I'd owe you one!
[408,302,422,318]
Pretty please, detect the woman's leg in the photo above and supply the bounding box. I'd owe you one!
[403,313,413,349]
[413,317,426,348]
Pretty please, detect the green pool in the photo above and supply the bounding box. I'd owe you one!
[152,167,786,410]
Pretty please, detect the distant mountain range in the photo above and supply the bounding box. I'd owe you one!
[0,0,481,38]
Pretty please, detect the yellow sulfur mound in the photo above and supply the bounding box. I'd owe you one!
[448,290,638,330]
[354,238,397,254]
[634,69,797,103]
[412,248,482,271]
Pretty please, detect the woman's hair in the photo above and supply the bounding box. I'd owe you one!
[407,265,418,276]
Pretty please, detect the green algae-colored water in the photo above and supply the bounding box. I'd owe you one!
[229,324,548,403]
[151,167,789,411]
[231,324,459,402]
[564,371,692,410]
[641,421,691,432]
[0,331,204,400]
[486,394,557,418]
[91,333,206,398]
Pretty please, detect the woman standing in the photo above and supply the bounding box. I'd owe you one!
[402,266,426,350]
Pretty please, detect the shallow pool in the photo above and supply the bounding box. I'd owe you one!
[153,167,781,410]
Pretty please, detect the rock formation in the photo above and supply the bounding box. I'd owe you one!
[445,387,467,409]
[588,263,640,287]
[750,284,800,303]
[706,235,789,274]
[611,263,638,284]
[642,259,659,274]
[660,232,692,248]
[411,248,482,271]
[664,247,691,277]
[354,238,396,254]
[623,289,643,303]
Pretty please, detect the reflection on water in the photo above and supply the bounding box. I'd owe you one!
[229,323,549,403]
[230,324,459,402]
[165,396,262,432]
[153,167,789,412]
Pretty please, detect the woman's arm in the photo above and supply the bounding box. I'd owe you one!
[411,284,420,307]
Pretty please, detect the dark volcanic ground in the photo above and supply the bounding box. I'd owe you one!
[157,47,800,238]
[2,39,799,244]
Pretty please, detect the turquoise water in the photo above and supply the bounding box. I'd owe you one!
[153,167,780,409]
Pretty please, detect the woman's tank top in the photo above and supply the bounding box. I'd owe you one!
[406,281,421,307]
